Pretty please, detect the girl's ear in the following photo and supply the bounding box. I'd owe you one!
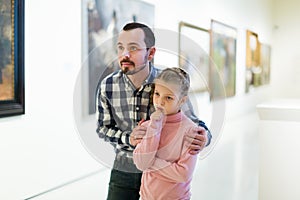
[179,96,188,107]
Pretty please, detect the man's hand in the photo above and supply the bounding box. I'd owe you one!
[185,126,208,155]
[130,119,146,146]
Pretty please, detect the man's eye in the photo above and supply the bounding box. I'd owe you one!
[117,46,124,51]
[129,46,138,51]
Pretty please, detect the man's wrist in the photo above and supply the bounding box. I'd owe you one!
[205,129,212,146]
[122,130,135,148]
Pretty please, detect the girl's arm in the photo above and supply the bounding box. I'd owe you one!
[149,149,197,183]
[148,127,198,183]
[133,112,163,171]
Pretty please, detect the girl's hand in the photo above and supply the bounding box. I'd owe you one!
[130,119,146,146]
[150,108,165,121]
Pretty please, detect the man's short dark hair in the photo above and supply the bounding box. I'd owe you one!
[122,22,155,48]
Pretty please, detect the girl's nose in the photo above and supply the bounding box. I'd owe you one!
[158,98,164,106]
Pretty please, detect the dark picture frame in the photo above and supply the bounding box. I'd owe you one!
[0,0,25,118]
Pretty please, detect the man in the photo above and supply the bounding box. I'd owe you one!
[97,22,211,200]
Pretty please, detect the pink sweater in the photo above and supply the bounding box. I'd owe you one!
[133,111,198,200]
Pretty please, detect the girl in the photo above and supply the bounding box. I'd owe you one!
[133,67,198,200]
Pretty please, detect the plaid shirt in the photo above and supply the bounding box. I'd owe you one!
[96,65,211,159]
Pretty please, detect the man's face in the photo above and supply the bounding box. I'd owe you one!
[117,28,149,74]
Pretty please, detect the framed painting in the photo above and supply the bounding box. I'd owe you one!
[245,30,261,91]
[82,0,155,115]
[178,21,210,93]
[210,19,237,100]
[246,30,260,68]
[260,43,271,85]
[0,0,25,118]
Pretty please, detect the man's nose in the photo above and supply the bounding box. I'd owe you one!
[122,50,130,59]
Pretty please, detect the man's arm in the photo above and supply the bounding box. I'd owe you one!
[182,98,212,154]
[96,84,134,151]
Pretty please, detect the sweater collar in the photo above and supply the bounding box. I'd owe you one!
[165,111,183,123]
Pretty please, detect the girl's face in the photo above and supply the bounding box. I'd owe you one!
[153,80,187,115]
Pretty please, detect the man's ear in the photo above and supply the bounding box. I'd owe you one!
[147,47,156,61]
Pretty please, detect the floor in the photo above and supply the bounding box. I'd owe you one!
[27,112,259,200]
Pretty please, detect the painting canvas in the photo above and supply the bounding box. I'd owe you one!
[260,43,271,85]
[0,0,14,101]
[178,21,210,93]
[83,0,155,114]
[245,30,261,91]
[0,0,25,118]
[210,20,237,100]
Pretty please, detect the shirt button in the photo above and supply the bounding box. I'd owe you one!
[136,107,139,111]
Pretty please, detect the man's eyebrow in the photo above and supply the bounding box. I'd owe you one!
[127,42,140,46]
[117,42,141,46]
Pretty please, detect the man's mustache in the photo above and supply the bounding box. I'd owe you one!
[120,59,135,66]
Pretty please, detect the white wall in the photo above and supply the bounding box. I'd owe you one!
[271,0,300,98]
[0,1,101,199]
[1,0,298,199]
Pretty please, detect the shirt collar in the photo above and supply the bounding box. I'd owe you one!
[143,62,160,85]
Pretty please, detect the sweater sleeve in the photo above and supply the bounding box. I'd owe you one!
[149,150,197,183]
[148,126,198,183]
[133,119,163,171]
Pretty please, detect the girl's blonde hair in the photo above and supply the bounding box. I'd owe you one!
[154,67,190,96]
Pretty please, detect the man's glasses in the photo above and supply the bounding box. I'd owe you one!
[117,45,149,55]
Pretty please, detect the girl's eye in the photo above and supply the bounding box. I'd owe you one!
[154,92,159,96]
[166,96,174,101]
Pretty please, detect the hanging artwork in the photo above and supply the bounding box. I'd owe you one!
[210,20,237,100]
[0,0,25,118]
[260,43,271,85]
[245,30,262,91]
[178,21,210,93]
[82,0,155,114]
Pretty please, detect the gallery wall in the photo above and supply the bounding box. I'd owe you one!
[0,0,298,199]
[0,1,101,199]
[271,0,300,98]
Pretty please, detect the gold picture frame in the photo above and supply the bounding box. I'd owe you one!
[178,21,210,93]
[246,30,260,68]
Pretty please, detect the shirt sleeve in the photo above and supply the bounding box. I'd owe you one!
[133,119,162,171]
[96,81,134,151]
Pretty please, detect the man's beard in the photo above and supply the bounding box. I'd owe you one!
[121,57,148,75]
